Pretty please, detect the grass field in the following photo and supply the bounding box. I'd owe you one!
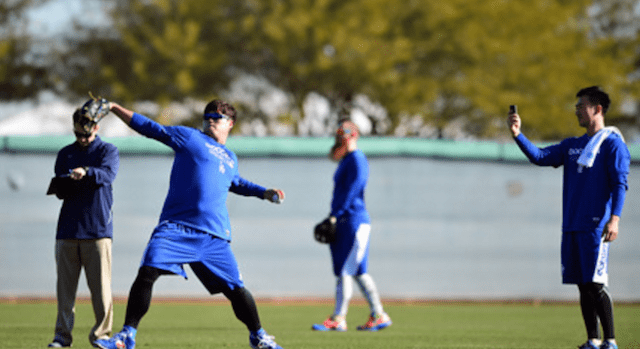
[1,299,638,349]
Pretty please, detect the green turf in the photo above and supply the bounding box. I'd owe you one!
[1,300,639,348]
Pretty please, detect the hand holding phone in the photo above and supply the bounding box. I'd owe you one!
[507,105,521,137]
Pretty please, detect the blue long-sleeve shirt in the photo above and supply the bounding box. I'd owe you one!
[129,113,266,241]
[514,132,629,233]
[331,149,370,223]
[54,136,119,240]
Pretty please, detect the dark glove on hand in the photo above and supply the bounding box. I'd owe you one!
[314,216,337,244]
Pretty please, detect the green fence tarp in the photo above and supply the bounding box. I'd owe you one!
[3,135,640,162]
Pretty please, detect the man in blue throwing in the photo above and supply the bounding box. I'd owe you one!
[95,99,285,349]
[508,86,629,349]
[312,119,391,332]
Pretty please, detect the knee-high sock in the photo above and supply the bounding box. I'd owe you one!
[579,284,600,339]
[224,287,261,333]
[124,266,161,329]
[594,286,615,340]
[579,283,615,340]
[334,275,353,317]
[355,273,384,316]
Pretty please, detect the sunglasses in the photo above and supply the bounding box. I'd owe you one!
[74,130,93,138]
[203,112,232,121]
[337,127,353,138]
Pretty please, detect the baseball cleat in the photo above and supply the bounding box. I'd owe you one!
[578,341,600,349]
[600,341,618,349]
[48,334,71,348]
[47,341,70,348]
[249,328,283,349]
[94,329,135,349]
[312,315,347,331]
[357,312,392,331]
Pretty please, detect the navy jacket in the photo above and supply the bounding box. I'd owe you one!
[54,136,119,240]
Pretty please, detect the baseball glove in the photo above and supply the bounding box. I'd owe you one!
[314,216,337,244]
[78,93,110,133]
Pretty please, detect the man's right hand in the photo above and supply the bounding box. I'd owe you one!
[108,102,134,125]
[508,112,521,137]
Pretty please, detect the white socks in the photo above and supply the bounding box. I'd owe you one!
[333,274,385,317]
[356,273,384,315]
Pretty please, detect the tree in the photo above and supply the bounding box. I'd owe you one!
[61,1,244,102]
[585,0,640,132]
[0,0,49,100]
[59,0,639,139]
[237,0,635,139]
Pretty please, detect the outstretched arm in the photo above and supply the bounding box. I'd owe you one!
[231,176,285,204]
[508,111,564,167]
[109,102,134,125]
[107,101,180,147]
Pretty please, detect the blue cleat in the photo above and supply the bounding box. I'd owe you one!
[578,341,600,349]
[94,329,136,349]
[600,341,618,349]
[250,328,283,349]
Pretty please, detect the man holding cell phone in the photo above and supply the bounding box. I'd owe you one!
[508,87,629,349]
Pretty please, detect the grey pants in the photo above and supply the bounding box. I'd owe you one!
[53,238,113,345]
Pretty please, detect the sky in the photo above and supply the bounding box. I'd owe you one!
[0,0,110,123]
[27,0,110,38]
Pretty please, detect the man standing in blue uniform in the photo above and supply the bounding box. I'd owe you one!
[95,99,286,349]
[508,86,629,349]
[312,120,391,332]
[48,108,119,348]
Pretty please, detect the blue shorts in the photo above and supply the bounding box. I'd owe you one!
[561,230,609,286]
[330,217,371,277]
[140,221,244,294]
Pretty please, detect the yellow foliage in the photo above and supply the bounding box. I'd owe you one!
[0,40,10,58]
[91,0,639,138]
[176,69,195,94]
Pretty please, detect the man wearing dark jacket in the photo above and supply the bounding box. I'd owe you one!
[47,108,119,348]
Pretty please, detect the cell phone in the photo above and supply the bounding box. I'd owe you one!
[509,105,517,114]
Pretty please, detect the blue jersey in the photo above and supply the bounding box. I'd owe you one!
[331,149,370,223]
[514,132,629,233]
[130,113,266,241]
